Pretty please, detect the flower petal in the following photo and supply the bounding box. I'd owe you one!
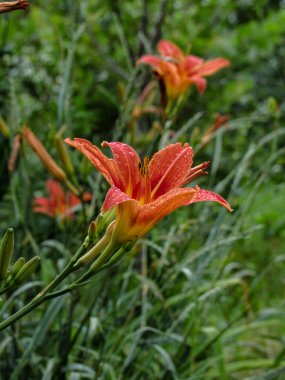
[33,197,52,216]
[102,188,196,243]
[69,194,83,208]
[149,143,193,198]
[46,179,65,202]
[189,188,233,211]
[157,40,184,61]
[137,188,197,232]
[101,188,140,243]
[102,187,132,212]
[137,55,163,69]
[114,187,231,242]
[65,138,119,187]
[194,58,230,77]
[102,142,141,194]
[137,187,232,234]
[138,58,179,87]
[190,76,207,94]
[112,199,140,243]
[185,55,204,71]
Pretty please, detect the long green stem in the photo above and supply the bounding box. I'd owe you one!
[0,243,86,332]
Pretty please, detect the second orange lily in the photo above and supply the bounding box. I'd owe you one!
[137,40,230,101]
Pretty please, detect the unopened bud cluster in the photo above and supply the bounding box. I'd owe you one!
[0,228,40,295]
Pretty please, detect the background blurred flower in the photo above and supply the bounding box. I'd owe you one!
[137,40,230,102]
[33,179,91,220]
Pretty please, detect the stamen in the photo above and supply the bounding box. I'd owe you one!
[186,161,210,184]
[139,157,149,176]
[138,156,151,204]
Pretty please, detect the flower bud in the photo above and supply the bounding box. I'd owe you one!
[95,209,115,237]
[88,221,97,243]
[0,0,29,14]
[0,116,10,138]
[8,134,22,172]
[4,257,25,288]
[100,240,136,271]
[23,127,66,182]
[0,228,14,281]
[78,221,115,265]
[11,257,26,276]
[54,134,75,176]
[12,256,40,285]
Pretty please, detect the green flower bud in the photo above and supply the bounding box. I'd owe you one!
[0,228,14,281]
[0,115,10,138]
[88,221,97,243]
[95,209,115,237]
[13,257,40,285]
[11,257,26,276]
[54,134,75,176]
[4,257,26,289]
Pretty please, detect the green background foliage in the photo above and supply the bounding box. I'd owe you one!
[0,1,285,379]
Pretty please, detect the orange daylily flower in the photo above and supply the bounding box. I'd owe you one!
[65,138,232,243]
[33,179,91,220]
[137,40,230,100]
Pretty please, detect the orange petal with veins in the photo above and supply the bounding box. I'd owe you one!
[157,40,184,62]
[102,142,141,193]
[149,143,193,198]
[194,58,230,77]
[65,138,119,187]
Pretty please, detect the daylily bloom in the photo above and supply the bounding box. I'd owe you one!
[65,138,232,243]
[33,179,91,220]
[137,40,230,100]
